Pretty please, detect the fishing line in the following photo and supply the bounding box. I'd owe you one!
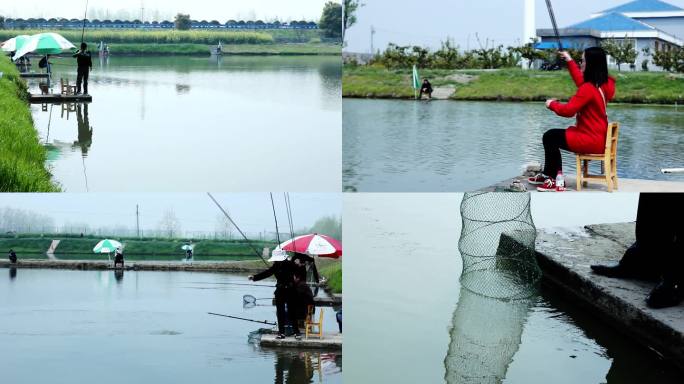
[45,103,53,142]
[284,192,295,243]
[207,312,276,326]
[207,192,269,266]
[269,192,281,245]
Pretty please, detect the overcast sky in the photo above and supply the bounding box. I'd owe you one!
[2,0,337,22]
[0,193,341,235]
[345,0,684,52]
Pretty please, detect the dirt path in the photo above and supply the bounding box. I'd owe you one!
[431,86,455,99]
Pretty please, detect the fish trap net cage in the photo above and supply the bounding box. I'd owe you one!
[459,192,541,300]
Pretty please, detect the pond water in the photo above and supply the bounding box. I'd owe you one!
[343,193,682,383]
[26,55,341,192]
[0,269,341,384]
[343,99,684,192]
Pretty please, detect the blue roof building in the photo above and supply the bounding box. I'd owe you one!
[537,0,684,71]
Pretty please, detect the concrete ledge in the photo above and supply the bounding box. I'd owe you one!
[536,223,684,368]
[260,333,342,350]
[487,175,684,192]
[0,259,265,273]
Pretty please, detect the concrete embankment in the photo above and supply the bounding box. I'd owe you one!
[535,222,684,369]
[0,259,266,273]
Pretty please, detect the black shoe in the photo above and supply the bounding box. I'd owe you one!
[590,263,659,280]
[646,280,684,309]
[275,334,286,340]
[294,333,302,340]
[590,264,632,278]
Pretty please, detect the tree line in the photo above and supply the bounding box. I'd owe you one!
[349,37,684,73]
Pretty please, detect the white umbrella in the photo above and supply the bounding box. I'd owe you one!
[181,244,194,251]
[13,32,76,60]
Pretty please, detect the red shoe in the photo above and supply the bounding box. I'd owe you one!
[536,178,558,192]
[528,173,548,185]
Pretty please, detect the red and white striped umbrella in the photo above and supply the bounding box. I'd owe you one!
[279,233,342,258]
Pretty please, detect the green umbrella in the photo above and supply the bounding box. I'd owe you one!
[1,35,31,52]
[13,32,76,60]
[93,239,123,254]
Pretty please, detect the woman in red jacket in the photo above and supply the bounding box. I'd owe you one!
[529,47,616,192]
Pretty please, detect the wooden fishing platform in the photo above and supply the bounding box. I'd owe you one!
[536,223,684,369]
[20,73,49,79]
[260,333,342,350]
[29,94,92,104]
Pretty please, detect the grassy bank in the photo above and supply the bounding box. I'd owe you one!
[343,66,684,104]
[0,56,58,192]
[104,42,340,56]
[320,262,342,293]
[0,234,273,261]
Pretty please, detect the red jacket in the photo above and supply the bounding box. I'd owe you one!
[548,60,616,154]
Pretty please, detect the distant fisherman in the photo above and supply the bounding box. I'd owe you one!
[8,249,17,264]
[114,247,124,268]
[73,42,92,95]
[419,78,433,100]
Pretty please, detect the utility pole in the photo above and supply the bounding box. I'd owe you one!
[136,204,140,238]
[140,0,145,27]
[370,25,376,55]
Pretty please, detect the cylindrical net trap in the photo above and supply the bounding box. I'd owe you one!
[459,192,541,300]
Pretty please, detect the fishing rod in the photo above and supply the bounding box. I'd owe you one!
[284,193,295,241]
[544,0,563,51]
[269,193,281,245]
[207,192,269,266]
[207,312,276,326]
[81,0,89,43]
[188,281,275,287]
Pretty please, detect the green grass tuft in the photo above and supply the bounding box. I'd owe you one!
[320,262,342,293]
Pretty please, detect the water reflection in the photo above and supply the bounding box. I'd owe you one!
[29,56,341,191]
[9,267,17,280]
[73,103,93,156]
[445,287,534,383]
[540,287,682,384]
[175,84,191,95]
[114,269,124,284]
[273,351,341,384]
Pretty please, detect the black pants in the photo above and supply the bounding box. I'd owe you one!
[542,129,570,178]
[621,194,684,282]
[76,68,89,94]
[275,292,288,335]
[420,88,432,99]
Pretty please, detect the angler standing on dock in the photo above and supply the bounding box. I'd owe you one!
[249,248,296,339]
[73,43,92,95]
